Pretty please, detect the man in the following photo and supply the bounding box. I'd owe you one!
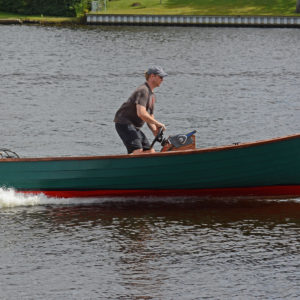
[114,66,167,154]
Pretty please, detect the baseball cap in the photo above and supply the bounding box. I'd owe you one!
[146,66,168,78]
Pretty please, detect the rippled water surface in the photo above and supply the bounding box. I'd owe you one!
[1,198,300,299]
[1,25,300,156]
[0,24,300,299]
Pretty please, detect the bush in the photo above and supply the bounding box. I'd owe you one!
[0,0,91,17]
[74,0,91,16]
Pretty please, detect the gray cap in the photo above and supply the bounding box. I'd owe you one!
[146,66,168,78]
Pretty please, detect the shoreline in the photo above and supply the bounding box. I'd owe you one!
[0,16,83,25]
[1,14,300,28]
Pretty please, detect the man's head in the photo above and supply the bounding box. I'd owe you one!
[146,66,168,78]
[145,66,168,88]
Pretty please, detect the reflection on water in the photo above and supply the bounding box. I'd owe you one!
[37,199,300,242]
[1,198,300,299]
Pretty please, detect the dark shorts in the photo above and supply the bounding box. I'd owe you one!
[115,123,151,154]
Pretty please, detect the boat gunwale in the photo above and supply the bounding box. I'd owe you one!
[1,132,300,163]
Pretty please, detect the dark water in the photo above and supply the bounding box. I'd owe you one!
[1,199,300,299]
[0,24,300,299]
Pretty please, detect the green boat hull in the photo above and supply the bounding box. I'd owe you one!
[1,133,300,198]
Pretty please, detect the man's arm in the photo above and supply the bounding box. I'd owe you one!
[136,104,166,131]
[147,116,158,136]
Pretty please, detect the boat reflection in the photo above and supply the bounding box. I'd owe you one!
[44,197,300,227]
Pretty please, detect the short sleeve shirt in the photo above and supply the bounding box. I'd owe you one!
[114,82,155,128]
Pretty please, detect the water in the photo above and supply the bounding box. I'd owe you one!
[1,196,300,299]
[0,24,300,299]
[1,25,300,156]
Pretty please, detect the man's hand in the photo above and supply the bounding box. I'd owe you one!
[153,124,166,136]
[156,123,166,132]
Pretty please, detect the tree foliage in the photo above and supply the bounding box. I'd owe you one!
[0,0,91,17]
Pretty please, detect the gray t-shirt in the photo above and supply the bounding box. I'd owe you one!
[114,82,155,128]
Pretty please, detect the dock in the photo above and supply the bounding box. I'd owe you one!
[86,14,300,28]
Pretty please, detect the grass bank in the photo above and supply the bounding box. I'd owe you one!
[0,11,81,24]
[98,0,299,16]
[1,0,299,23]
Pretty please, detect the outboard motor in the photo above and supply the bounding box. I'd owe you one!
[161,130,197,152]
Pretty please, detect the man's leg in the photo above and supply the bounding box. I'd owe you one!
[115,123,143,154]
[135,129,155,154]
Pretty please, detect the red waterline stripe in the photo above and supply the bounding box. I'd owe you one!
[18,185,300,198]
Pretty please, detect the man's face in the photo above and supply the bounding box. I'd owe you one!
[153,74,163,87]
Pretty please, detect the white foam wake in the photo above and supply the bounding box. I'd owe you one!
[0,188,82,208]
[0,188,118,208]
[0,188,42,208]
[1,187,299,208]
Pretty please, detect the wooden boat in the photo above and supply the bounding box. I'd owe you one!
[1,131,300,198]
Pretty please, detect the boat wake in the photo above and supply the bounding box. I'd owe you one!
[0,188,154,208]
[0,188,193,208]
[0,188,101,208]
[1,187,300,209]
[0,188,53,208]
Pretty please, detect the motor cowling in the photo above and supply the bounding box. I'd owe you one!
[161,130,197,152]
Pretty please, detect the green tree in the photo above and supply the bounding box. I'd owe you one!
[0,0,91,16]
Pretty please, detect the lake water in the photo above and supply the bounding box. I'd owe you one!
[0,24,300,299]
